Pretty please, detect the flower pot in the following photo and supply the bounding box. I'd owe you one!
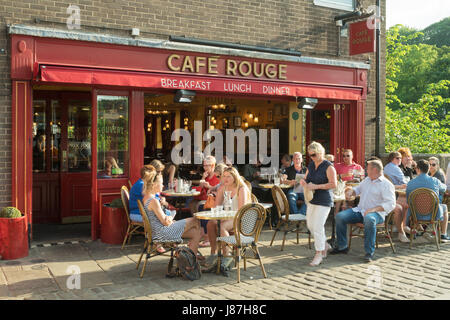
[100,204,128,245]
[0,215,29,260]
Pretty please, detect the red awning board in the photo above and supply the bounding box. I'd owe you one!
[39,65,363,100]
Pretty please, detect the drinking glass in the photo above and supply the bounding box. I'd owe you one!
[217,205,223,214]
[274,176,280,185]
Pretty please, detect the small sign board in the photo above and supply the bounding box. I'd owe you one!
[349,20,375,55]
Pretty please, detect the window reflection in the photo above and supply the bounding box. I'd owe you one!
[68,101,91,172]
[33,100,46,172]
[97,95,129,179]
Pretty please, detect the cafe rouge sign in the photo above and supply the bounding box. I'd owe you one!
[163,53,297,96]
[166,54,288,80]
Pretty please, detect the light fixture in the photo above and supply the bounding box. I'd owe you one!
[174,90,196,103]
[248,112,254,119]
[297,97,318,110]
[243,119,248,128]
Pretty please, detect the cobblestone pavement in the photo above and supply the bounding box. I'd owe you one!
[1,222,450,300]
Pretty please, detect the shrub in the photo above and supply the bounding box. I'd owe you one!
[0,207,23,218]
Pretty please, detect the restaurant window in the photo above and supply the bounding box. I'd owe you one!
[32,100,46,172]
[97,95,129,179]
[50,100,61,172]
[68,100,91,172]
[313,0,355,11]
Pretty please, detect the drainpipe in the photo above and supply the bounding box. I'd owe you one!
[375,0,381,157]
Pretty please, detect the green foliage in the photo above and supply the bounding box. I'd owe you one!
[109,198,124,208]
[420,17,450,48]
[385,24,450,154]
[0,207,22,218]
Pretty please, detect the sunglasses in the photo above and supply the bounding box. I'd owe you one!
[343,155,351,158]
[430,163,437,167]
[309,153,317,158]
[396,157,402,160]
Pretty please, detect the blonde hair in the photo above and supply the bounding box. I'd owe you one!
[307,141,325,156]
[214,163,227,176]
[223,166,251,200]
[428,156,440,167]
[142,166,161,194]
[150,159,165,173]
[368,159,383,173]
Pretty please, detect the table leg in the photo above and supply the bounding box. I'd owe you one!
[328,206,337,248]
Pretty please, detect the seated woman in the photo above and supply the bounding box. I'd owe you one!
[142,167,202,256]
[204,166,251,271]
[198,163,227,247]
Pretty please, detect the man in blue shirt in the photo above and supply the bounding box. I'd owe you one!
[384,151,407,186]
[406,159,449,242]
[282,152,307,215]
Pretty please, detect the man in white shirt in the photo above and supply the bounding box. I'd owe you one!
[330,159,396,262]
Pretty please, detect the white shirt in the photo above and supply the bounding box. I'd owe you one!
[352,175,396,219]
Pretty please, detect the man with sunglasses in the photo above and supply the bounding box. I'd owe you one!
[334,149,364,182]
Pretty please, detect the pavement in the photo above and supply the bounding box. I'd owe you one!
[1,221,450,300]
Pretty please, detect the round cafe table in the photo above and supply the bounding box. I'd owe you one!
[258,183,291,189]
[161,189,200,220]
[194,210,238,276]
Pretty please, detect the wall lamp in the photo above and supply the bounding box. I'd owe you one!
[174,90,196,103]
[297,97,318,110]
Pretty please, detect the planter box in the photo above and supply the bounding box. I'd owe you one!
[100,204,128,245]
[0,215,29,260]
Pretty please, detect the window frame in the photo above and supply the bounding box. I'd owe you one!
[313,0,355,11]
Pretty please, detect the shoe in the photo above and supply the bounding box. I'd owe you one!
[322,243,332,258]
[398,233,410,243]
[220,257,234,271]
[440,234,450,243]
[309,253,323,266]
[156,245,166,254]
[364,253,373,262]
[404,226,411,234]
[199,240,210,248]
[423,233,434,241]
[329,247,349,255]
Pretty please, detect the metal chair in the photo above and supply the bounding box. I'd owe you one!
[120,186,144,249]
[136,199,183,278]
[216,203,267,283]
[270,185,311,251]
[407,187,441,250]
[348,210,396,253]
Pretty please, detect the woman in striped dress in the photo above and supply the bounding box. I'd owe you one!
[142,168,202,255]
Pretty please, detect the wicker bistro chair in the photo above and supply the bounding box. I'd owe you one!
[136,199,183,278]
[407,187,441,250]
[270,185,311,251]
[121,186,145,250]
[348,210,396,253]
[216,203,268,283]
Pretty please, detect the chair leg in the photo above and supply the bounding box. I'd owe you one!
[348,226,353,249]
[137,240,148,270]
[140,244,152,278]
[254,245,267,279]
[236,247,241,283]
[296,222,300,244]
[268,210,272,231]
[433,224,440,251]
[121,225,131,250]
[281,231,288,251]
[409,226,414,249]
[269,221,282,246]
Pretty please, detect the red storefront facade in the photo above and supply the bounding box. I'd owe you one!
[10,29,369,240]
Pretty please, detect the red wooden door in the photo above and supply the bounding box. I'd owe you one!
[32,92,92,224]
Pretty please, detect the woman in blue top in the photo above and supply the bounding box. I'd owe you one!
[300,141,337,267]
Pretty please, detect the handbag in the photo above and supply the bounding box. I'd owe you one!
[304,186,315,204]
[203,194,216,209]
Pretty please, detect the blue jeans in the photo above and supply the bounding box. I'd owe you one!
[335,208,384,256]
[287,191,307,215]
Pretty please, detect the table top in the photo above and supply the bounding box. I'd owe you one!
[161,190,200,197]
[258,183,291,189]
[194,210,237,220]
[260,203,273,210]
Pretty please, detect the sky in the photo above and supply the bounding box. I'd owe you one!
[386,0,450,30]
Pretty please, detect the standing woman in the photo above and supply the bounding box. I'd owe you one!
[142,167,202,256]
[300,141,337,266]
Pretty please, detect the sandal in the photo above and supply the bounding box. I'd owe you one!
[199,241,210,248]
[156,245,166,254]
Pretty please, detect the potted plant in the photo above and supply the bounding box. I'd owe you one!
[0,207,28,260]
[101,198,128,245]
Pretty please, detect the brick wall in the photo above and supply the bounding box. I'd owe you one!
[0,0,385,208]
